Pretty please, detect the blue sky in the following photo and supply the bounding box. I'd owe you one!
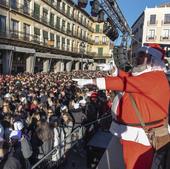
[82,0,170,26]
[117,0,170,26]
[74,0,170,44]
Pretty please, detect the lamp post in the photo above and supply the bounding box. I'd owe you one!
[80,42,86,71]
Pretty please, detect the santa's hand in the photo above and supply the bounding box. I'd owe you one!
[103,60,118,76]
[72,79,93,87]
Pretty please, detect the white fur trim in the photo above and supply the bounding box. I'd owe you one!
[111,92,124,119]
[112,67,118,77]
[110,121,151,146]
[132,65,164,76]
[96,78,106,90]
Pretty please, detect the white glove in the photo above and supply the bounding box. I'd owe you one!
[104,60,118,77]
[72,79,93,87]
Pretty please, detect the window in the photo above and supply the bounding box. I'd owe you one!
[162,29,170,39]
[67,22,71,33]
[11,0,17,9]
[34,27,40,41]
[96,24,100,32]
[150,15,156,24]
[84,18,87,26]
[56,17,60,29]
[56,35,60,49]
[164,14,170,24]
[23,23,30,40]
[62,20,65,31]
[50,13,54,27]
[98,48,103,56]
[49,33,54,47]
[62,2,66,13]
[67,39,70,50]
[42,8,48,23]
[34,27,40,35]
[23,0,30,14]
[148,29,155,39]
[80,29,83,38]
[50,33,54,41]
[11,19,19,36]
[67,6,70,16]
[102,36,107,43]
[34,3,40,19]
[57,0,60,9]
[43,30,48,45]
[62,37,65,50]
[95,36,99,43]
[81,15,83,23]
[0,15,6,33]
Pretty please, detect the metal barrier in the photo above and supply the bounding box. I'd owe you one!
[31,113,112,169]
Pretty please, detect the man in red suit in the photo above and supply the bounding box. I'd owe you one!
[74,45,170,169]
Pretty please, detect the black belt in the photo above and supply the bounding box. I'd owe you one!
[113,118,166,127]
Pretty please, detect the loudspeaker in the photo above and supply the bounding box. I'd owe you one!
[86,131,112,169]
[98,10,105,22]
[90,0,100,17]
[103,25,119,42]
[78,0,88,8]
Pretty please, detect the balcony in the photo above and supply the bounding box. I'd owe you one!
[160,36,170,41]
[41,16,48,24]
[10,31,19,39]
[42,0,72,20]
[0,30,92,56]
[93,41,109,45]
[66,29,72,36]
[161,20,170,25]
[146,36,157,41]
[94,29,103,33]
[147,20,158,26]
[86,52,111,58]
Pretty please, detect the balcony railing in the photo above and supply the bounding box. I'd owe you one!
[146,36,157,41]
[41,16,48,24]
[94,29,103,33]
[43,0,72,20]
[0,0,94,33]
[147,20,158,26]
[93,41,109,45]
[160,36,170,41]
[86,52,111,58]
[0,1,94,42]
[161,20,170,25]
[0,30,93,55]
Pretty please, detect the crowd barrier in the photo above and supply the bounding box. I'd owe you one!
[31,113,112,169]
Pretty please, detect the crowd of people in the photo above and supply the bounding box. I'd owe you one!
[0,71,113,169]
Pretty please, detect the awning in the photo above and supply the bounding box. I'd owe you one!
[36,53,73,60]
[0,44,35,53]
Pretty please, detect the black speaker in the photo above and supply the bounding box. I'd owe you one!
[86,131,112,169]
[90,0,100,17]
[78,0,88,8]
[103,23,119,42]
[98,10,105,22]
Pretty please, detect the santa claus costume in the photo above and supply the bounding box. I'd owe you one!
[75,45,170,169]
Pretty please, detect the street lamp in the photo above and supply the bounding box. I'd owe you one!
[80,42,86,70]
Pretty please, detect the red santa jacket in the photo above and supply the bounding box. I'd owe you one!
[97,70,170,128]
